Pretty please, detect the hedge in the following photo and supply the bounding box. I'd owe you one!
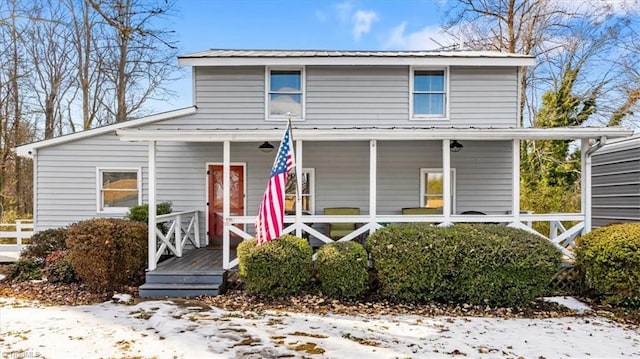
[315,241,369,299]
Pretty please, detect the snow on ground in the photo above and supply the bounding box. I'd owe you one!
[1,296,639,359]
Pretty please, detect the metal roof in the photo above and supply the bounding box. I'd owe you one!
[178,49,535,67]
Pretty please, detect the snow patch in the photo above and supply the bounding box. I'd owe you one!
[544,296,593,314]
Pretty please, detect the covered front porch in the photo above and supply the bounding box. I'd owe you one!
[117,127,632,271]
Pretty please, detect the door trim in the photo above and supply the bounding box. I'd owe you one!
[205,162,247,242]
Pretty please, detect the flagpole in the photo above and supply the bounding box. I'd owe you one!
[287,113,301,207]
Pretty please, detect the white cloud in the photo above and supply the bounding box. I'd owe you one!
[352,10,379,41]
[334,1,354,23]
[383,22,456,51]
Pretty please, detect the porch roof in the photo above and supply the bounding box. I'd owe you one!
[116,126,633,143]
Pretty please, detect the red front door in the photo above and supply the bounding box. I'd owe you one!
[208,165,244,247]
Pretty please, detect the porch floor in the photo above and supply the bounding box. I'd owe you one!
[153,247,235,273]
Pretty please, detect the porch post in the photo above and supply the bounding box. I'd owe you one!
[512,139,521,225]
[222,140,231,269]
[295,139,303,237]
[369,140,377,231]
[581,139,592,233]
[442,140,452,224]
[148,141,157,271]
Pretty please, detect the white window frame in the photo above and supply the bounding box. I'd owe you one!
[410,66,449,120]
[96,167,142,213]
[420,168,456,214]
[285,168,315,214]
[265,66,306,121]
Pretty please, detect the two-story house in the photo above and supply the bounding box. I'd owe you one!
[16,49,632,296]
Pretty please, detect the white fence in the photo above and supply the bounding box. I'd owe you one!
[0,220,34,256]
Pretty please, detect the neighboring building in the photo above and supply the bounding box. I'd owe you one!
[591,134,640,228]
[16,50,633,275]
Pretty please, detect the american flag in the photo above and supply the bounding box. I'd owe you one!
[254,123,295,245]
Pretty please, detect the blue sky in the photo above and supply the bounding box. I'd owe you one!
[155,0,450,111]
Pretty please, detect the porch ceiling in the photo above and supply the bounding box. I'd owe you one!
[116,126,633,143]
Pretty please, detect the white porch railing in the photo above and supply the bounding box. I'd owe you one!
[222,212,584,268]
[151,210,200,269]
[0,220,34,254]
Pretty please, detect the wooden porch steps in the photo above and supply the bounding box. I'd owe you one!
[138,248,228,298]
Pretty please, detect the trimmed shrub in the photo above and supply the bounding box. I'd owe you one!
[238,234,312,297]
[315,241,369,299]
[576,223,640,307]
[21,227,68,261]
[67,218,148,291]
[6,258,42,282]
[127,202,172,224]
[448,224,562,307]
[367,223,562,306]
[367,223,455,302]
[43,251,78,284]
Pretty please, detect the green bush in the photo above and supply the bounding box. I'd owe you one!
[43,251,78,284]
[367,223,455,302]
[315,241,369,299]
[576,223,640,307]
[448,224,562,307]
[238,234,312,297]
[66,218,148,291]
[6,258,42,282]
[367,224,562,306]
[126,202,172,223]
[21,227,68,261]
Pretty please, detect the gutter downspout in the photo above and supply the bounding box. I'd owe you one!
[582,136,607,234]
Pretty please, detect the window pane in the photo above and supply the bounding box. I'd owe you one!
[270,71,301,92]
[103,171,137,189]
[414,94,444,115]
[270,94,302,117]
[415,71,444,91]
[103,190,138,208]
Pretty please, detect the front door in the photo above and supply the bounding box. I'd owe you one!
[208,164,245,247]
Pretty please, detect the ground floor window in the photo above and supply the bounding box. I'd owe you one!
[285,168,315,214]
[420,168,456,214]
[96,168,141,213]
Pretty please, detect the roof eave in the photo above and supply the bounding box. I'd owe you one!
[14,106,197,158]
[116,127,633,143]
[178,56,535,67]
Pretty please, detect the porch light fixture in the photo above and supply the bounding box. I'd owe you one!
[450,140,463,152]
[258,141,275,153]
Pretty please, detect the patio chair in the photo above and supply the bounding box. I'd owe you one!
[401,207,441,215]
[324,207,360,239]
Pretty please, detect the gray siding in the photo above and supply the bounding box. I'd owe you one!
[143,66,518,130]
[591,140,640,227]
[35,135,512,238]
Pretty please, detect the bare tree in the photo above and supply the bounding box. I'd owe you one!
[86,0,178,122]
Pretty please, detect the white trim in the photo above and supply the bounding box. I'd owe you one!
[593,134,640,155]
[32,149,38,230]
[205,161,248,241]
[147,141,157,271]
[179,56,535,67]
[265,66,306,121]
[512,139,521,223]
[420,167,456,214]
[410,66,449,120]
[582,139,592,233]
[15,106,197,157]
[222,141,231,269]
[369,140,377,222]
[294,140,303,237]
[116,127,633,143]
[96,167,142,214]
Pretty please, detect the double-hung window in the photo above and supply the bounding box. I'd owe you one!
[420,168,456,214]
[285,168,315,214]
[412,68,447,118]
[97,168,141,213]
[267,68,304,120]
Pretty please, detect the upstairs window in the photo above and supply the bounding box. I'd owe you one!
[412,69,447,118]
[267,68,304,120]
[97,168,141,213]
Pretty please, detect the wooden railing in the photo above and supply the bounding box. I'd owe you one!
[152,210,200,268]
[0,220,34,253]
[221,212,584,268]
